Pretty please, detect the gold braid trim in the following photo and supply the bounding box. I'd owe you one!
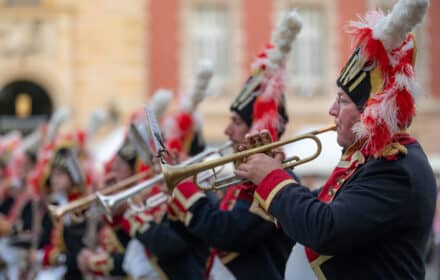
[48,248,62,266]
[310,255,333,280]
[219,252,240,264]
[147,255,169,280]
[378,142,408,158]
[249,199,277,224]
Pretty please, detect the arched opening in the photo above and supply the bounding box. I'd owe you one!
[0,80,53,134]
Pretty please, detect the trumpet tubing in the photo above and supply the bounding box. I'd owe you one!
[48,170,152,219]
[96,141,233,215]
[161,125,336,191]
[97,173,164,215]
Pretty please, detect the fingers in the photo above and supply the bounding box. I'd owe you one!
[172,150,181,164]
[234,161,250,177]
[260,129,273,144]
[161,149,181,165]
[245,130,271,147]
[272,148,285,162]
[234,167,248,178]
[104,172,117,186]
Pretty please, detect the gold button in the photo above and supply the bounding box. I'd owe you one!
[328,188,335,196]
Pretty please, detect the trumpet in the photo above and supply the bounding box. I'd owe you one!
[123,191,170,216]
[161,125,336,191]
[48,169,152,220]
[96,141,233,216]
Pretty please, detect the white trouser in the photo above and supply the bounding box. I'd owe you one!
[285,244,317,280]
[34,266,67,280]
[122,239,161,280]
[0,238,21,280]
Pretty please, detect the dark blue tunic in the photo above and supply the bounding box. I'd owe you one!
[259,141,436,280]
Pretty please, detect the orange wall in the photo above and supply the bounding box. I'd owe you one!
[148,0,179,96]
[336,0,366,70]
[429,1,440,97]
[147,0,437,98]
[242,0,272,77]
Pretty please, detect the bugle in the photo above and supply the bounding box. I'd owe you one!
[48,169,152,220]
[160,125,336,191]
[96,141,232,215]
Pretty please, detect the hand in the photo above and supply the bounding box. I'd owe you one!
[103,171,117,186]
[0,216,11,236]
[159,149,181,165]
[234,153,282,185]
[233,130,283,185]
[77,249,93,274]
[28,249,39,265]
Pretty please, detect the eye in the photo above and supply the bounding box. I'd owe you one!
[336,95,342,104]
[338,95,350,104]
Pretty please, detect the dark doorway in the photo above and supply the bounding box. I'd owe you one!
[0,80,53,134]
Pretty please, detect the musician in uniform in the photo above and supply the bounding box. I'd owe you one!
[0,135,37,280]
[235,0,437,279]
[121,87,214,279]
[166,12,302,280]
[76,136,158,279]
[98,66,213,280]
[116,127,209,280]
[77,90,174,279]
[27,140,89,280]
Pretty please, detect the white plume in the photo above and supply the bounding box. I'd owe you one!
[150,89,172,118]
[181,60,214,112]
[21,127,42,153]
[268,10,302,70]
[46,107,71,144]
[86,109,111,140]
[374,0,429,50]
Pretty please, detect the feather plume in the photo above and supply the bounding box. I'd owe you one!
[46,107,71,144]
[268,11,302,70]
[374,0,429,50]
[181,60,213,112]
[150,89,172,118]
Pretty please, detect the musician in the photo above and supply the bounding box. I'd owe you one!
[0,133,28,224]
[25,141,90,280]
[123,98,214,279]
[0,137,37,280]
[234,0,437,279]
[6,146,44,238]
[76,137,158,278]
[107,68,213,279]
[167,12,302,280]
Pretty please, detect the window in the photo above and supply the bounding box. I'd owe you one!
[285,7,324,96]
[189,5,231,78]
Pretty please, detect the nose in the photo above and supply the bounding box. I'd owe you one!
[224,123,232,137]
[329,99,338,117]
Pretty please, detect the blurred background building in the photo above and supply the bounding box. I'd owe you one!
[0,0,439,167]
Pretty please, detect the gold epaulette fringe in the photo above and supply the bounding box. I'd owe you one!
[379,142,408,158]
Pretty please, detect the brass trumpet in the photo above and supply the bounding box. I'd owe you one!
[48,169,152,220]
[96,141,233,215]
[161,125,336,191]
